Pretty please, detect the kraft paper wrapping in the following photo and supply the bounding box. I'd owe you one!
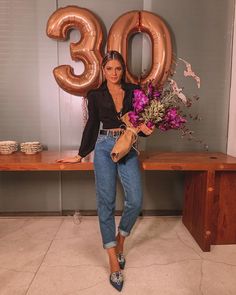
[110,113,138,162]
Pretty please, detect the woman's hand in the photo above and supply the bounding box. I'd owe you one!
[56,155,82,163]
[137,124,155,136]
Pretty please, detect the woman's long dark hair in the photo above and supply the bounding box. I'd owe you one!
[101,50,126,83]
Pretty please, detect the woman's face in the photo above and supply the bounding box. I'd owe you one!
[103,59,123,85]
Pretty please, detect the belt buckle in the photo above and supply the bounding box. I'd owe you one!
[110,130,119,137]
[115,130,123,137]
[112,130,117,137]
[105,129,123,137]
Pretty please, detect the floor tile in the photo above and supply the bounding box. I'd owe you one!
[0,268,34,295]
[0,216,236,295]
[201,260,236,295]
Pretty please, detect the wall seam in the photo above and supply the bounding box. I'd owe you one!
[55,0,63,214]
[227,0,236,156]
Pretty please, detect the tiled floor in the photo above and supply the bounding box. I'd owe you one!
[0,216,236,295]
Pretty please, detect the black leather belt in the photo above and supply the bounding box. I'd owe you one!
[100,129,124,137]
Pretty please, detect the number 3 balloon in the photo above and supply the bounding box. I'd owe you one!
[46,6,103,96]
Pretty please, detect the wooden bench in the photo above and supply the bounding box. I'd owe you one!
[1,150,236,252]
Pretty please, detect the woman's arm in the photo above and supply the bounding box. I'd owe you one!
[78,91,100,157]
[56,91,100,163]
[56,155,82,163]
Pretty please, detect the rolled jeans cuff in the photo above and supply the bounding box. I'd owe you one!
[118,228,130,237]
[103,241,117,249]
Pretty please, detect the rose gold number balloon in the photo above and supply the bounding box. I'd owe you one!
[46,6,103,96]
[107,10,172,85]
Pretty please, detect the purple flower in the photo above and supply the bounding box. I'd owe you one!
[159,108,187,131]
[153,90,161,99]
[133,89,149,113]
[146,121,155,128]
[147,82,161,99]
[133,89,143,96]
[147,82,154,97]
[128,111,139,127]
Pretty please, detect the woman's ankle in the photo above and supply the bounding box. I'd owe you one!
[116,233,125,254]
[107,247,120,273]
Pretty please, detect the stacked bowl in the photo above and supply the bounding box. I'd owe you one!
[20,142,43,154]
[0,141,18,154]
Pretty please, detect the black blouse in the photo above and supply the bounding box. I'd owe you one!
[78,81,140,157]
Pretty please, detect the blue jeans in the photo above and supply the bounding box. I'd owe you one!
[94,133,143,249]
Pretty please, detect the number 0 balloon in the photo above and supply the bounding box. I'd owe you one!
[107,10,172,86]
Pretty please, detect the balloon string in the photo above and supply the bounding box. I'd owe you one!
[138,11,141,31]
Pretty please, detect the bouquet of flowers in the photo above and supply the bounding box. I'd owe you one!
[129,82,187,130]
[110,58,203,162]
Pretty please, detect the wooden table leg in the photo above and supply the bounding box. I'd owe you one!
[211,171,236,245]
[182,170,215,252]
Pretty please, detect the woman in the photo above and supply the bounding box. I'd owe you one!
[57,51,153,292]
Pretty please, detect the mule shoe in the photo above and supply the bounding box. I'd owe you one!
[110,271,124,292]
[117,253,126,270]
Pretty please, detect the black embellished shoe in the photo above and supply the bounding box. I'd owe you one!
[117,253,126,270]
[109,271,124,292]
